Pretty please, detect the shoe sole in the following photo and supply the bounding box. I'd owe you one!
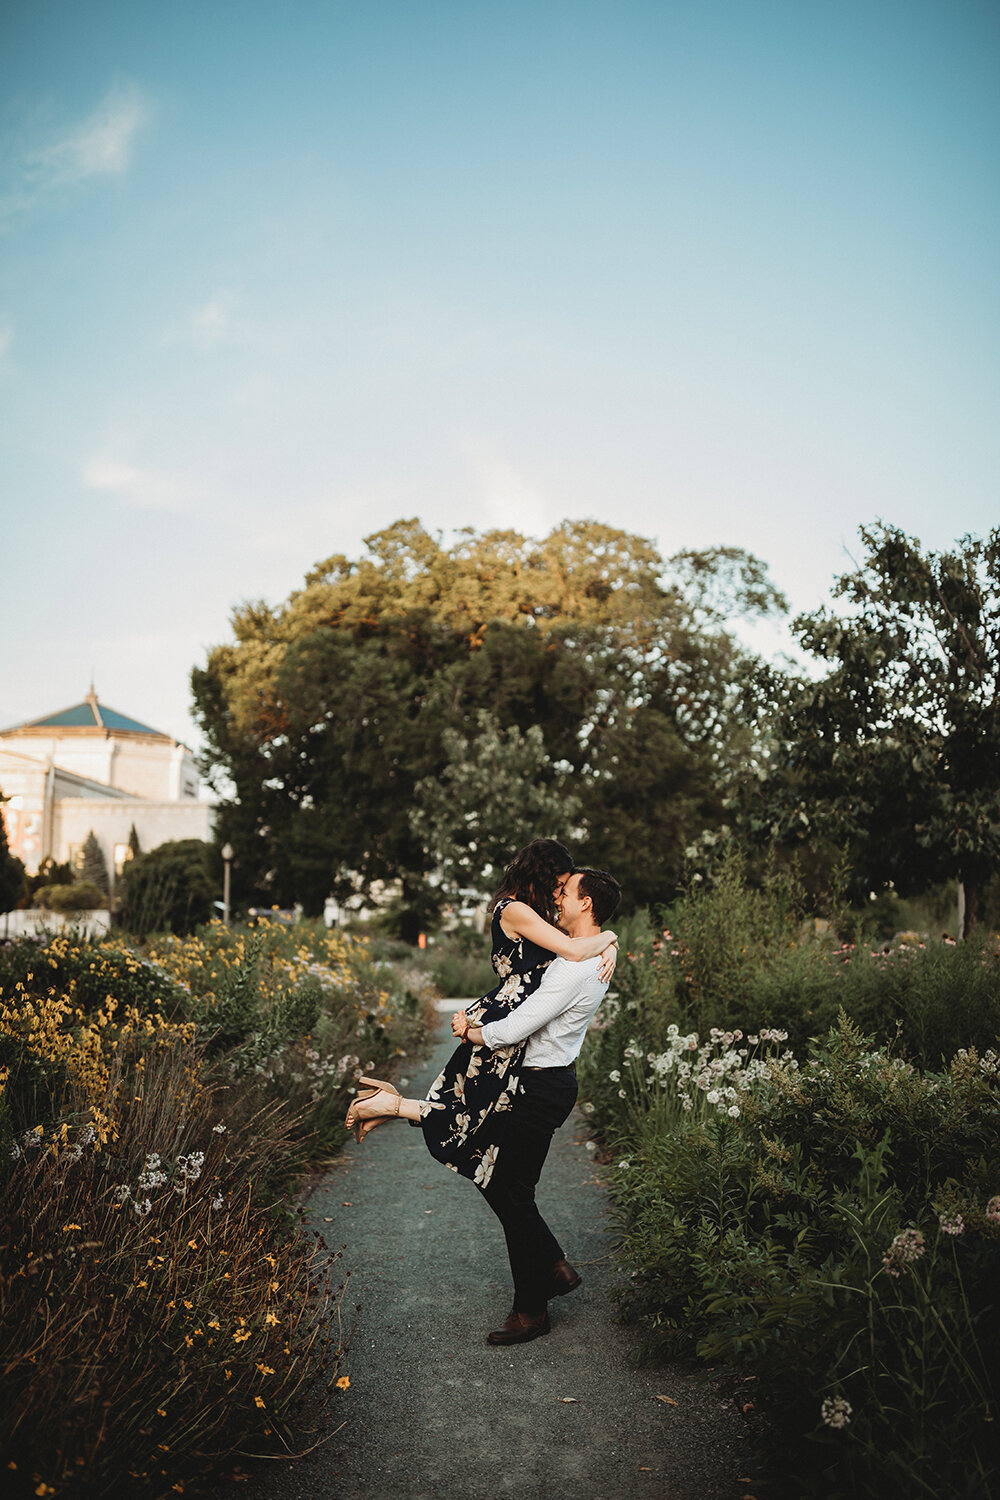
[486,1322,551,1346]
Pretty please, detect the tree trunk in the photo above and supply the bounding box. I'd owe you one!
[959,875,981,939]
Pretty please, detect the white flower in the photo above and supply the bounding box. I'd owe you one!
[608,1069,621,1083]
[213,1123,227,1134]
[727,1105,740,1118]
[986,1196,1000,1224]
[617,1088,626,1099]
[939,1212,965,1236]
[882,1227,925,1277]
[211,1194,225,1211]
[820,1395,852,1430]
[618,1159,631,1170]
[177,1151,205,1181]
[133,1197,152,1217]
[473,1145,499,1188]
[706,1090,721,1105]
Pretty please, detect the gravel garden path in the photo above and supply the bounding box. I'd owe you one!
[237,1007,756,1500]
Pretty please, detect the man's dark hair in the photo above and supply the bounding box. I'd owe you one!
[576,867,622,926]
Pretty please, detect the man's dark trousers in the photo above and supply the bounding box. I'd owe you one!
[479,1065,578,1315]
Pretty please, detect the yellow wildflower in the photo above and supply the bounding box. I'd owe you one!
[254,1396,266,1409]
[336,1376,350,1390]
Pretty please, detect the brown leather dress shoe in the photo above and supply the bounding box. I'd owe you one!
[549,1258,582,1297]
[486,1310,551,1345]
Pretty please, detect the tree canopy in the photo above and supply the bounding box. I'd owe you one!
[735,524,1000,933]
[193,518,785,933]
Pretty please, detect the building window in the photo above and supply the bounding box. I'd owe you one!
[114,843,134,876]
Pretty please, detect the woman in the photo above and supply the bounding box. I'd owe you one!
[346,837,617,1188]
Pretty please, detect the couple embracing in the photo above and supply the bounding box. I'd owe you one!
[346,838,621,1346]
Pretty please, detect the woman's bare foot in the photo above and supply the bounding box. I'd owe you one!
[353,1088,423,1128]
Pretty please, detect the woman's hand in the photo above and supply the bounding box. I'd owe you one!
[597,943,617,984]
[451,1011,469,1038]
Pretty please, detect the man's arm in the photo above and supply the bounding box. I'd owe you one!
[453,958,599,1048]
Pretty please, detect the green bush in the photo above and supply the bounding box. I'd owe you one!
[607,858,1000,1068]
[0,932,188,1019]
[119,839,216,937]
[34,881,106,912]
[581,1010,1000,1496]
[426,925,494,999]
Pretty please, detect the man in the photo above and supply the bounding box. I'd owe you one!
[452,865,622,1346]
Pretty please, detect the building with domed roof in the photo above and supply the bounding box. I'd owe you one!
[0,687,214,878]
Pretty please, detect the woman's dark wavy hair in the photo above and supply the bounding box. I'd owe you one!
[492,838,575,925]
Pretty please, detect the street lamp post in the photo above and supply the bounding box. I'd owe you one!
[221,843,234,927]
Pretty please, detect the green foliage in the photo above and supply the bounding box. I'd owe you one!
[0,796,26,915]
[133,918,429,1159]
[423,924,495,999]
[193,518,785,924]
[737,525,1000,934]
[119,838,216,937]
[580,868,1000,1495]
[79,829,110,898]
[410,709,581,901]
[34,881,106,913]
[604,857,1000,1067]
[0,1033,348,1498]
[27,856,74,899]
[585,1017,1000,1495]
[0,919,430,1495]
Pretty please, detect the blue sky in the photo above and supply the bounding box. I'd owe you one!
[1,0,997,746]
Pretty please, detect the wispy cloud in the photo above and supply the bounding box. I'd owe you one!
[83,456,194,512]
[36,83,149,184]
[167,292,239,352]
[1,83,150,226]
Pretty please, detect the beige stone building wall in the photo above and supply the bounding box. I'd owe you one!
[0,692,214,879]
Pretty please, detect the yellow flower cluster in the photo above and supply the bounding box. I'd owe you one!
[0,979,196,1129]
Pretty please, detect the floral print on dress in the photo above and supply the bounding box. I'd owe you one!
[420,896,556,1185]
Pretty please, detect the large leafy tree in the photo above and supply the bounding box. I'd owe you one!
[738,524,1000,933]
[410,710,581,902]
[192,519,784,929]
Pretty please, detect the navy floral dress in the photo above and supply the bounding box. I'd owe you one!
[420,897,555,1188]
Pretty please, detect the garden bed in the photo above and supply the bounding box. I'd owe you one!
[0,918,429,1498]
